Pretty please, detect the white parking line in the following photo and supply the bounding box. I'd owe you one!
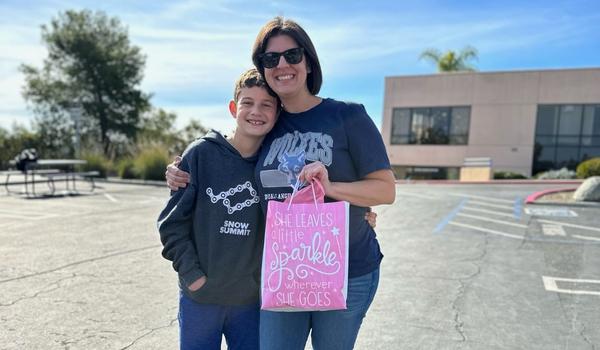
[468,200,514,210]
[448,221,524,239]
[0,209,57,220]
[463,206,514,218]
[456,213,528,228]
[0,209,45,217]
[542,276,600,296]
[541,224,566,236]
[537,219,600,233]
[0,212,42,220]
[395,191,437,200]
[104,193,118,202]
[447,193,514,204]
[525,207,578,217]
[572,235,600,242]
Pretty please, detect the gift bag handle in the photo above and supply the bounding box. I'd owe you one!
[286,179,324,210]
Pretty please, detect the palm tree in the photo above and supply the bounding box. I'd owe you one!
[419,46,478,72]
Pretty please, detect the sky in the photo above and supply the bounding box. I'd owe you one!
[1,0,599,134]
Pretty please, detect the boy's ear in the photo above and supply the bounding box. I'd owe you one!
[228,100,237,118]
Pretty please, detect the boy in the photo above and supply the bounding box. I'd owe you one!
[157,68,279,350]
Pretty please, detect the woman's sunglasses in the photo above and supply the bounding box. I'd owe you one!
[258,47,304,69]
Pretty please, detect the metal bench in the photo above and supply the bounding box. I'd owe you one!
[2,169,62,195]
[5,159,92,197]
[2,170,24,195]
[43,171,100,195]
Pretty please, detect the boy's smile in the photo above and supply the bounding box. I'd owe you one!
[230,86,278,139]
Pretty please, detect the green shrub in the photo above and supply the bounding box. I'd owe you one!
[535,167,576,180]
[81,153,110,178]
[133,147,169,181]
[494,171,527,180]
[576,158,600,179]
[117,158,137,179]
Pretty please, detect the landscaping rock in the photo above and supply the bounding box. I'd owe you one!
[573,176,600,202]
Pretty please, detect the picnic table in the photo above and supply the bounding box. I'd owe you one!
[3,159,98,197]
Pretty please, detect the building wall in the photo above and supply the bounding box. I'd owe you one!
[381,68,600,176]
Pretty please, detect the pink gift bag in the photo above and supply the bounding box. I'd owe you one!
[261,180,349,311]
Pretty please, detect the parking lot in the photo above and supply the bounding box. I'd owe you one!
[0,182,599,349]
[374,183,599,350]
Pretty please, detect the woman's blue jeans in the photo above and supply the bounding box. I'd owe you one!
[259,268,380,350]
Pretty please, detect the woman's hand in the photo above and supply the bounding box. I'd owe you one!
[166,156,190,191]
[187,276,207,292]
[298,161,332,195]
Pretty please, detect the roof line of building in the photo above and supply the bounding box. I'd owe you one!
[386,66,600,79]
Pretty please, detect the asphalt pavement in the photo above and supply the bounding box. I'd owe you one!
[0,182,598,349]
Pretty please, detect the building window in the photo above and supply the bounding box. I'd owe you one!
[391,106,470,145]
[533,104,600,174]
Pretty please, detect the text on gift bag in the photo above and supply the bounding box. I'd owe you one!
[262,198,349,310]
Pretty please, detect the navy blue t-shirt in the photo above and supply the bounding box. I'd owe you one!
[255,98,391,278]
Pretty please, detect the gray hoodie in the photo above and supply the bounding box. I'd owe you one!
[157,130,263,305]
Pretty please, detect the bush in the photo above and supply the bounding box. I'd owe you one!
[81,152,110,178]
[133,147,169,181]
[117,158,137,179]
[494,171,527,180]
[535,167,576,180]
[576,158,600,179]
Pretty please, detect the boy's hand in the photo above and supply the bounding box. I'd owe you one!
[365,210,377,228]
[166,156,191,191]
[187,276,207,292]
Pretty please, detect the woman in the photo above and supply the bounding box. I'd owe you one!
[167,16,395,350]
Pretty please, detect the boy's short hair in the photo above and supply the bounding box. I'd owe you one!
[233,68,279,104]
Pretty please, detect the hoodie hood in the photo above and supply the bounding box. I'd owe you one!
[202,129,258,163]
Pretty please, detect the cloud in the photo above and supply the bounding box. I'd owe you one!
[0,0,598,132]
[132,27,254,92]
[0,68,37,129]
[310,13,598,77]
[163,104,236,134]
[0,71,27,105]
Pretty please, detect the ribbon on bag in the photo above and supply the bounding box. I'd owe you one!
[261,179,349,311]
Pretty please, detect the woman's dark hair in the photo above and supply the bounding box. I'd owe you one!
[252,16,322,95]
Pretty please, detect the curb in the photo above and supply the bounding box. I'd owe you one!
[524,187,578,204]
[2,177,166,189]
[526,200,600,208]
[96,177,166,187]
[524,187,600,207]
[396,180,584,185]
